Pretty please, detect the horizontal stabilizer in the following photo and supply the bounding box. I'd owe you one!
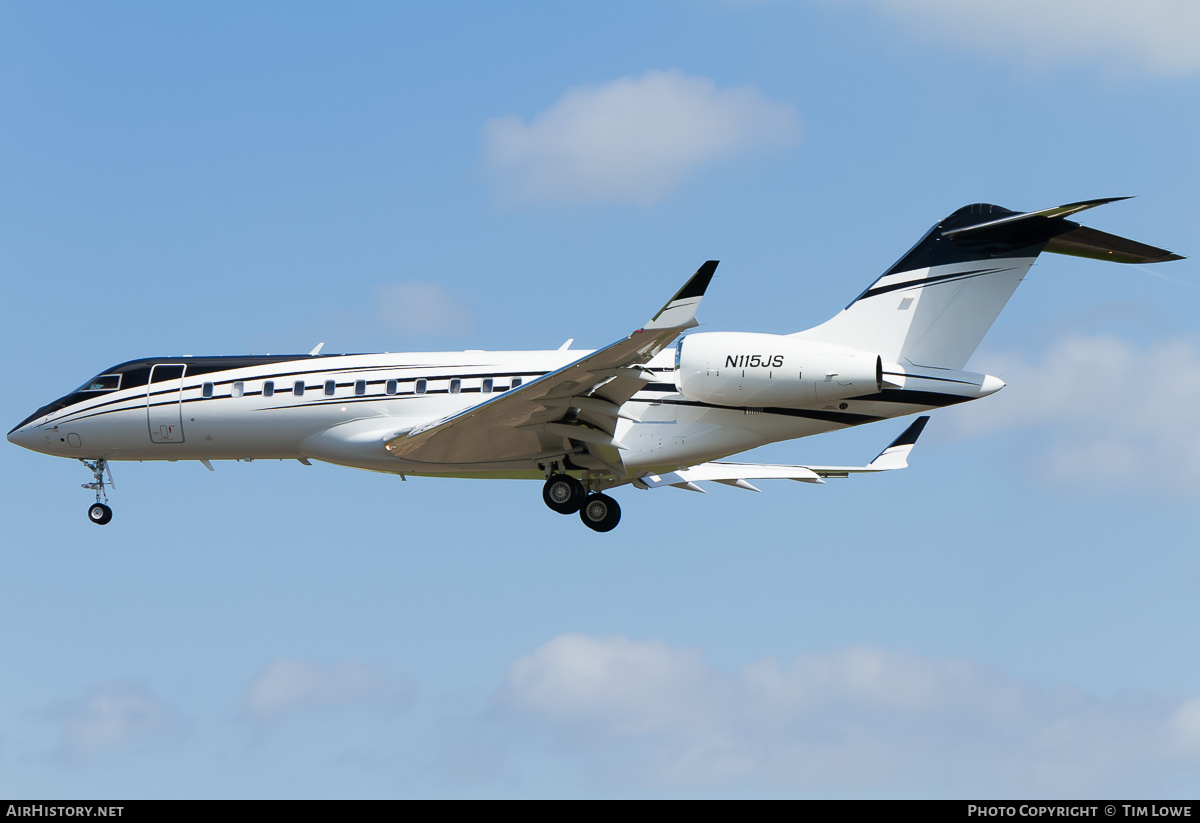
[941,197,1183,263]
[1043,225,1184,264]
[940,197,1129,240]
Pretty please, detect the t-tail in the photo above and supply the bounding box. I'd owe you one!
[792,197,1184,371]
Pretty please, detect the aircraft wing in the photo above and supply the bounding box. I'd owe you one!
[634,416,930,492]
[383,262,718,466]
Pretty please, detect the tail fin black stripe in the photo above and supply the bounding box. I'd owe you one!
[855,266,1015,303]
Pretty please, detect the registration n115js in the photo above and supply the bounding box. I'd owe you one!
[8,198,1182,532]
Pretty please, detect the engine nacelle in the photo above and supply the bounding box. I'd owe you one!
[676,332,882,408]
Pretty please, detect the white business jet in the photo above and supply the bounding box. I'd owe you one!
[8,198,1182,531]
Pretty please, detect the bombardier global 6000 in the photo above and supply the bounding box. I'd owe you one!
[8,198,1183,531]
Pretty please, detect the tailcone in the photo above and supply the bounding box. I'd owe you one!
[979,374,1006,397]
[872,366,1007,406]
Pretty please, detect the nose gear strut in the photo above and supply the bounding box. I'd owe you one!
[80,458,114,525]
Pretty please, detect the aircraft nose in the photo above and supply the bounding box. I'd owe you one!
[8,415,57,454]
[9,399,68,450]
[8,423,37,450]
[9,421,72,455]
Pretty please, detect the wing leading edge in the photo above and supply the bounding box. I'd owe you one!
[383,262,719,467]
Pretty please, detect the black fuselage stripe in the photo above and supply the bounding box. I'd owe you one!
[657,399,882,426]
[48,386,972,430]
[36,369,552,426]
[848,390,973,407]
[50,389,517,426]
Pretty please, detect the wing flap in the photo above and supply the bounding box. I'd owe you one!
[636,416,930,491]
[638,463,825,489]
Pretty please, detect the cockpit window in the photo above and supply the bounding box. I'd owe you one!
[77,374,122,392]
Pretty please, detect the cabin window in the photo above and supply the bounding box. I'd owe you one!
[324,380,336,397]
[231,382,244,398]
[449,378,461,394]
[415,378,427,395]
[482,378,493,393]
[354,380,366,396]
[511,377,522,389]
[294,380,305,396]
[202,382,214,398]
[385,379,397,396]
[263,381,274,397]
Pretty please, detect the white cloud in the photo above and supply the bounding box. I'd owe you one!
[855,0,1200,77]
[1169,697,1200,754]
[491,634,1200,794]
[484,70,802,206]
[44,683,178,758]
[323,280,474,345]
[371,281,474,338]
[507,634,715,739]
[950,334,1200,497]
[243,659,414,727]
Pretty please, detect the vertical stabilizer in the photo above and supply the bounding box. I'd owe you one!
[792,199,1182,371]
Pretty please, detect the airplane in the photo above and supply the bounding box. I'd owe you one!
[7,198,1183,532]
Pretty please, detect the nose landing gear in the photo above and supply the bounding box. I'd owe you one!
[88,502,113,525]
[81,459,114,525]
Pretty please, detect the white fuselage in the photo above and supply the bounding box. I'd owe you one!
[8,346,999,480]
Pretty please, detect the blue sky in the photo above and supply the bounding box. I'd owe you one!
[2,0,1198,798]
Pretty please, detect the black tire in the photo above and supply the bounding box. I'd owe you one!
[88,503,113,526]
[542,474,585,514]
[579,493,621,532]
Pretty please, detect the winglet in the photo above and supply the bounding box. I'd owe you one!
[643,261,718,330]
[866,416,930,471]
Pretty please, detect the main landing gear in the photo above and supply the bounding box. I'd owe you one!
[541,472,622,532]
[81,458,114,525]
[578,492,620,533]
[542,473,586,514]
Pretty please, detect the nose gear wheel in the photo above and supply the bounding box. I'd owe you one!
[80,459,115,525]
[88,503,113,525]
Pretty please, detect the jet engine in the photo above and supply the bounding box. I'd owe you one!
[676,332,882,408]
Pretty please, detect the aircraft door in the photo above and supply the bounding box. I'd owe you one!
[147,364,186,443]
